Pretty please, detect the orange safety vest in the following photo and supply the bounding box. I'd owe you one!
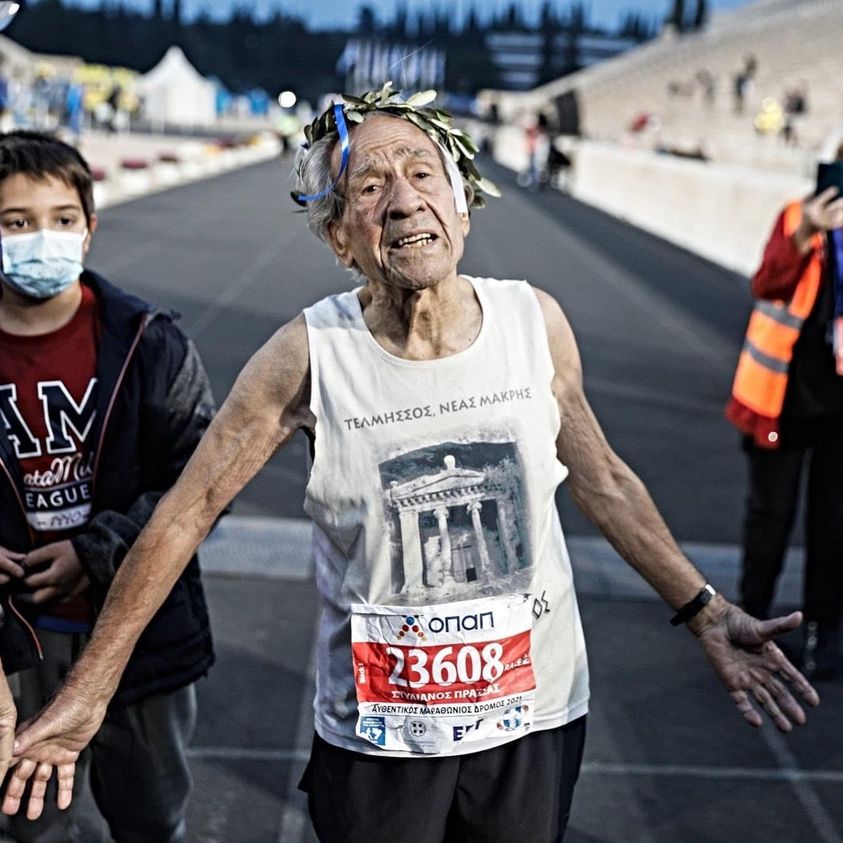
[725,200,824,449]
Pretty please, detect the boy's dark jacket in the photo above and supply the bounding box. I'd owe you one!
[0,271,215,706]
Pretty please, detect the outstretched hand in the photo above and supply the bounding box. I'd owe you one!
[691,602,820,731]
[12,680,106,771]
[0,672,78,819]
[0,671,16,782]
[2,760,75,820]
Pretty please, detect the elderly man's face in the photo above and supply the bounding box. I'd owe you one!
[327,115,470,291]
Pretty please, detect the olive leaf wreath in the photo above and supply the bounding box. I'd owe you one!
[294,81,500,209]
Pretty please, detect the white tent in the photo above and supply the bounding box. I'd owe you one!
[138,46,216,127]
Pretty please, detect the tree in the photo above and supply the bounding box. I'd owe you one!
[465,4,480,35]
[392,2,408,38]
[619,11,637,38]
[434,5,450,36]
[357,5,377,35]
[562,1,587,73]
[620,11,651,40]
[569,1,587,33]
[539,0,561,85]
[540,0,555,30]
[693,0,708,30]
[503,2,522,30]
[670,0,686,32]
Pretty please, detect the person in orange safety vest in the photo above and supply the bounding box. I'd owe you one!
[727,163,843,680]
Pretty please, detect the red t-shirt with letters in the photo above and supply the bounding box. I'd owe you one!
[0,284,99,628]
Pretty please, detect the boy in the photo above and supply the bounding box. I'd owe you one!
[0,130,215,842]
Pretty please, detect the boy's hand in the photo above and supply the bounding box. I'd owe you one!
[21,542,89,604]
[0,546,25,585]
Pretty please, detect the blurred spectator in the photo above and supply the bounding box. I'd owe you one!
[785,81,809,116]
[733,74,746,114]
[782,81,809,146]
[64,80,85,143]
[667,80,693,98]
[8,70,30,128]
[726,143,843,680]
[0,61,143,138]
[629,112,655,133]
[733,55,757,115]
[753,97,784,137]
[696,69,716,106]
[0,58,9,133]
[106,84,122,132]
[546,136,572,191]
[275,107,301,156]
[519,112,550,190]
[32,69,53,130]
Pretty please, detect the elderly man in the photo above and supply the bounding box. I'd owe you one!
[12,85,818,841]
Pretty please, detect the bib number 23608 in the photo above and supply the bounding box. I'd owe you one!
[387,642,505,688]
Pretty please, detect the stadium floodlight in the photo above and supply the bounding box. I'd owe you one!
[0,1,22,32]
[278,90,297,109]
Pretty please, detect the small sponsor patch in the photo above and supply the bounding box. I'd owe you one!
[359,716,386,746]
[497,704,529,732]
[405,720,427,738]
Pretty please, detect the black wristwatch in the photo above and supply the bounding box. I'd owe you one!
[669,583,716,626]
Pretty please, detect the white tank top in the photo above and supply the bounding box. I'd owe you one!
[303,276,589,757]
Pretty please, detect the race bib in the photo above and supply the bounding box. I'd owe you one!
[351,593,536,754]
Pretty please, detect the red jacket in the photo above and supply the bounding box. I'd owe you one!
[751,208,816,300]
[725,201,824,448]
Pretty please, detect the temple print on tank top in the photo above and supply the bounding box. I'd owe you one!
[378,438,532,602]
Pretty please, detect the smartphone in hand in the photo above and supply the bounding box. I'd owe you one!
[816,161,843,196]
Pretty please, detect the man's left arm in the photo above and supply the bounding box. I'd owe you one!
[23,326,216,604]
[534,286,820,731]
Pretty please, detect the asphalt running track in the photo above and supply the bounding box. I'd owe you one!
[70,155,842,842]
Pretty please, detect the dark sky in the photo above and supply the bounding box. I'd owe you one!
[71,0,756,31]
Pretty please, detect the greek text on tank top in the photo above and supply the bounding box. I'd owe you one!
[0,283,99,627]
[303,276,589,758]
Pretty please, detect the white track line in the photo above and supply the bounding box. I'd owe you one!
[581,761,843,784]
[185,748,843,785]
[760,726,843,843]
[276,625,319,843]
[187,747,310,762]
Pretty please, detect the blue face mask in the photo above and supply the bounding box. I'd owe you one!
[1,228,87,300]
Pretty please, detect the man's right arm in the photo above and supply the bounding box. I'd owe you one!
[13,314,313,763]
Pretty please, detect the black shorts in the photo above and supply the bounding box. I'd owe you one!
[299,716,587,843]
